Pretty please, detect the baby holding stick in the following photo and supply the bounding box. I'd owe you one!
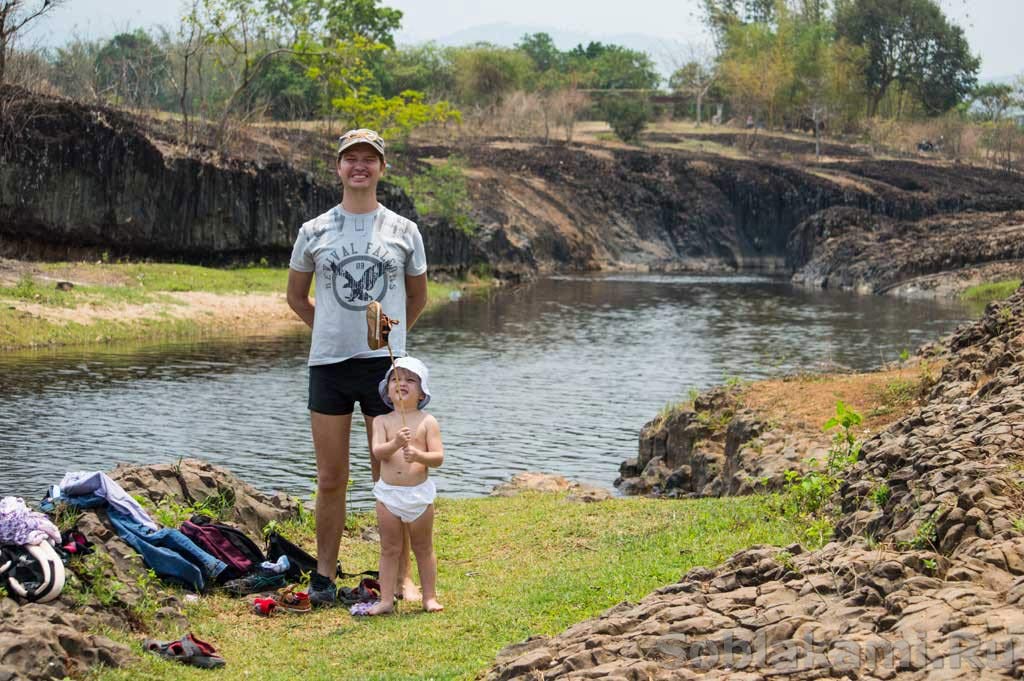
[368,356,444,614]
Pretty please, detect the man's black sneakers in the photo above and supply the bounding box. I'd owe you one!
[308,572,337,607]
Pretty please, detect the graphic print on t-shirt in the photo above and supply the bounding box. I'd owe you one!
[320,242,399,311]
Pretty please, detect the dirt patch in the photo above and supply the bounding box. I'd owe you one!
[644,130,872,160]
[0,258,134,287]
[741,366,935,436]
[488,141,541,151]
[7,290,302,336]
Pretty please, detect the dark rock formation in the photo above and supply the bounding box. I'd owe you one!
[0,86,477,275]
[789,206,1024,294]
[488,283,1024,680]
[6,87,1024,289]
[434,142,1024,284]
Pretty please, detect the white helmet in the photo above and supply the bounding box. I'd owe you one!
[1,541,66,603]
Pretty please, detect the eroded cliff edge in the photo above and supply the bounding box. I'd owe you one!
[3,86,1023,292]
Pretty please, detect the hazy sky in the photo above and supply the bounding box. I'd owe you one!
[27,0,1023,81]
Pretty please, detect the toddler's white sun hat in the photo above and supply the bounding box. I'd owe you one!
[379,356,432,409]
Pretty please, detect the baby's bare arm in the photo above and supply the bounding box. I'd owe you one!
[371,418,405,461]
[404,415,444,468]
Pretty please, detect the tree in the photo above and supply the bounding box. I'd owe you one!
[972,82,1014,122]
[516,32,562,73]
[583,44,660,90]
[719,20,793,128]
[702,0,779,51]
[0,0,66,84]
[248,51,320,119]
[320,0,401,47]
[451,44,532,107]
[377,43,455,99]
[95,30,170,108]
[667,43,718,127]
[47,37,103,101]
[834,0,979,117]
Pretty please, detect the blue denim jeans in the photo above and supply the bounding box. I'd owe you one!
[59,493,227,591]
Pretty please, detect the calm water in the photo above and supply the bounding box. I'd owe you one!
[0,274,972,509]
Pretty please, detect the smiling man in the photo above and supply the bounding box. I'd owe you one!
[287,128,428,607]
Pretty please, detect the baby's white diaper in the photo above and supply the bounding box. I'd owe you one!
[373,478,437,522]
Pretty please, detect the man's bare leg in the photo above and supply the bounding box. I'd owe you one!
[365,415,420,601]
[408,505,443,612]
[366,501,402,615]
[312,411,352,580]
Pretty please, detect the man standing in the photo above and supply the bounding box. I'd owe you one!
[287,128,428,606]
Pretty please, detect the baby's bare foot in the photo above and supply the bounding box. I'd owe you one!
[366,601,394,616]
[401,579,422,602]
[423,597,444,613]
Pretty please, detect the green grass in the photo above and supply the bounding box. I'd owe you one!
[41,262,289,294]
[0,274,170,307]
[961,279,1022,308]
[0,307,207,350]
[92,492,806,681]
[0,264,490,351]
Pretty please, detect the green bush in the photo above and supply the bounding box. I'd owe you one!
[390,158,477,235]
[601,96,650,144]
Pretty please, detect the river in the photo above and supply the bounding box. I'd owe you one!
[0,274,973,509]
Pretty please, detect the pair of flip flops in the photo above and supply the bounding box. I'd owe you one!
[142,633,225,669]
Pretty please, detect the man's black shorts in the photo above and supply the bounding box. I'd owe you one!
[308,357,393,416]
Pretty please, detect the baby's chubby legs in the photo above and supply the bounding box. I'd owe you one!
[408,505,443,612]
[368,501,404,615]
[367,502,443,615]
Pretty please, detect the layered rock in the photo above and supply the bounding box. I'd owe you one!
[488,283,1024,680]
[0,86,478,275]
[616,386,830,498]
[789,206,1024,295]
[5,86,1024,289]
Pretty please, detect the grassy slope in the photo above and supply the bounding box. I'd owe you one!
[92,492,804,681]
[961,279,1022,309]
[0,264,475,351]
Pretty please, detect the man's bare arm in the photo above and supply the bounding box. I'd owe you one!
[405,272,428,330]
[287,269,315,328]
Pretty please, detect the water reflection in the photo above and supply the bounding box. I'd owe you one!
[0,274,972,510]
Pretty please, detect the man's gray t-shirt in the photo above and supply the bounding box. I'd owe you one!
[289,204,427,366]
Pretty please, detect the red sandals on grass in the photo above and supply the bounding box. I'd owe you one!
[142,633,225,668]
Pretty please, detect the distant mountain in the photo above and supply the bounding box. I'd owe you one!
[396,22,708,82]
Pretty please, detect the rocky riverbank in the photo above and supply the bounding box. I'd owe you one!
[4,86,1023,296]
[614,361,944,498]
[487,283,1024,680]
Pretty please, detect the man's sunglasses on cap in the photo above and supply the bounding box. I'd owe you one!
[338,129,386,157]
[341,129,380,142]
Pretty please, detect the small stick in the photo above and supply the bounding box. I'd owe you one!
[384,339,406,428]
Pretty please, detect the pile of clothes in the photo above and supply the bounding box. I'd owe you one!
[40,471,288,594]
[0,496,67,603]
